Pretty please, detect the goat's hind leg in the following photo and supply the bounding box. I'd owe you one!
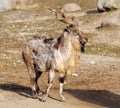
[27,63,42,99]
[22,50,42,98]
[27,64,37,98]
[34,64,43,96]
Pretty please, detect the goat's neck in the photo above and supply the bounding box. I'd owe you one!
[59,30,71,53]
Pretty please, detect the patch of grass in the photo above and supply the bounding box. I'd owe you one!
[86,43,120,58]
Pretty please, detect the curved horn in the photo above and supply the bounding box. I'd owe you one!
[60,18,79,31]
[48,7,66,19]
[48,7,79,30]
[59,18,74,25]
[48,7,56,13]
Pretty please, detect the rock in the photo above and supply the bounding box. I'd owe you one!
[97,0,120,12]
[101,15,120,27]
[72,73,78,77]
[0,0,33,12]
[62,3,81,12]
[0,0,16,12]
[90,61,96,65]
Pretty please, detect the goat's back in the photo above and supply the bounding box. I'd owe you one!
[22,36,57,71]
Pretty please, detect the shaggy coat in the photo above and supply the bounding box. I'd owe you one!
[22,8,87,101]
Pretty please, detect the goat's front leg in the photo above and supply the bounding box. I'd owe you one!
[59,75,66,101]
[42,69,55,102]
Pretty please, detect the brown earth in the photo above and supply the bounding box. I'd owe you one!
[0,1,120,108]
[0,54,120,108]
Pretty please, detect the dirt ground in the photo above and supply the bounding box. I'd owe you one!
[0,1,120,108]
[0,54,120,108]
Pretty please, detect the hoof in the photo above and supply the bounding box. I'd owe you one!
[41,94,47,102]
[41,99,46,102]
[60,96,66,102]
[32,95,38,99]
[38,92,43,96]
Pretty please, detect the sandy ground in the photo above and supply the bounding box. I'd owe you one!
[0,1,120,108]
[0,54,120,108]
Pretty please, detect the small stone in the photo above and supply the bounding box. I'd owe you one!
[72,73,78,77]
[90,61,95,65]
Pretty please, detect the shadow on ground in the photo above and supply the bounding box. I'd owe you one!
[1,83,120,108]
[0,83,60,101]
[0,83,32,98]
[65,89,120,108]
[86,9,99,14]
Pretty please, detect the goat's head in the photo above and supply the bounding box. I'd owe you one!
[49,7,88,52]
[58,12,88,52]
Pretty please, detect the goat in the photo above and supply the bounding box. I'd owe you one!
[22,8,88,102]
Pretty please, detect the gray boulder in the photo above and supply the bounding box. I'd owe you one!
[97,0,120,12]
[0,0,16,12]
[0,0,33,12]
[62,3,81,12]
[101,15,120,27]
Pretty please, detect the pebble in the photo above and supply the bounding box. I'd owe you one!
[72,73,78,77]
